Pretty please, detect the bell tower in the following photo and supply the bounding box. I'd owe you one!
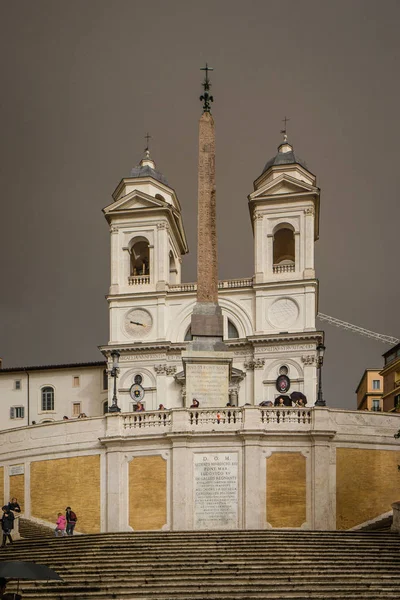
[248,133,320,336]
[103,148,188,345]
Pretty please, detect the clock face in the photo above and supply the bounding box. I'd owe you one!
[124,308,153,338]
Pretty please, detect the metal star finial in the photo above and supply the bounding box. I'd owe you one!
[200,63,214,113]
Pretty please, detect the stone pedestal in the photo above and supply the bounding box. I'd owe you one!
[182,350,232,408]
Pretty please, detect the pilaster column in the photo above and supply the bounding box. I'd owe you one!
[304,207,315,271]
[244,361,255,404]
[242,437,264,528]
[254,212,264,283]
[266,233,274,276]
[171,438,191,530]
[157,223,168,283]
[110,226,119,292]
[294,231,301,273]
[105,448,126,532]
[311,408,336,530]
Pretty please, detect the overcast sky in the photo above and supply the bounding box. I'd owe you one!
[0,0,399,409]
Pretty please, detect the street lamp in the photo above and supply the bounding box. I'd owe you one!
[108,350,121,413]
[315,342,326,407]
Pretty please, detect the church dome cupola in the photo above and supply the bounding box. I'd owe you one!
[261,138,308,175]
[129,148,170,187]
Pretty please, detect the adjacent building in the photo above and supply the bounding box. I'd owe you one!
[381,342,400,412]
[355,369,383,411]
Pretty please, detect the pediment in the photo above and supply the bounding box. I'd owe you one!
[104,190,167,215]
[250,173,317,200]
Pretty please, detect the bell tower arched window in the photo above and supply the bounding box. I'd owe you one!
[130,238,150,277]
[273,224,295,273]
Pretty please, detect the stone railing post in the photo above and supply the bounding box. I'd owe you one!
[391,501,400,532]
[105,413,123,437]
[170,409,189,433]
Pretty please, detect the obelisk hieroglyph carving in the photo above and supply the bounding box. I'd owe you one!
[182,65,232,408]
[190,64,224,350]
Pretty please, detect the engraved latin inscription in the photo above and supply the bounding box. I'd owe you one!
[194,453,238,529]
[186,363,229,405]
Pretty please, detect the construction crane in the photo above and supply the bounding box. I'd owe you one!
[317,313,399,345]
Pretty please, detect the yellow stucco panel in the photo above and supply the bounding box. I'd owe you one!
[129,455,167,531]
[9,473,25,511]
[266,452,307,528]
[0,467,4,507]
[31,455,100,533]
[336,448,400,529]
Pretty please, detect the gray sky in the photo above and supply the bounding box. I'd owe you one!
[0,0,399,409]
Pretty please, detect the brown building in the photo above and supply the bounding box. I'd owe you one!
[380,342,400,412]
[356,369,383,411]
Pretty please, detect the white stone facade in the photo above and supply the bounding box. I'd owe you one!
[0,408,399,532]
[101,142,322,410]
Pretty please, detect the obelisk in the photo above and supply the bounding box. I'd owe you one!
[182,65,232,407]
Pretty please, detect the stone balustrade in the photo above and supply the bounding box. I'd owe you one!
[120,407,311,435]
[273,264,296,274]
[128,275,150,285]
[169,277,253,293]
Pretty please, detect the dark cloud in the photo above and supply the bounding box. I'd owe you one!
[1,0,399,408]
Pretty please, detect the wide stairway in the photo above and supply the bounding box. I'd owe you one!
[1,529,400,599]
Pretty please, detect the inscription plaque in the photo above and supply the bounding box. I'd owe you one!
[194,453,238,529]
[186,363,229,407]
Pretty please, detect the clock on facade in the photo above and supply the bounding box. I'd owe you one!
[124,308,153,338]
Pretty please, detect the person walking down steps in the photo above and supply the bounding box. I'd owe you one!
[54,512,67,537]
[0,505,15,547]
[65,507,77,536]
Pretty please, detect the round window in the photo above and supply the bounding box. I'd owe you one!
[279,366,288,376]
[134,374,143,385]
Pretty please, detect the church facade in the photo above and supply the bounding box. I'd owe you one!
[101,138,323,411]
[0,135,323,428]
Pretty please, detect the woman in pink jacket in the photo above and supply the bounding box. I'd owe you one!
[54,512,67,537]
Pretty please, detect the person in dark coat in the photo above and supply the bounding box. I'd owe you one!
[7,498,21,514]
[1,505,15,547]
[65,507,77,536]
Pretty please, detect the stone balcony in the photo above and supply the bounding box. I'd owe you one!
[128,275,150,285]
[273,264,295,274]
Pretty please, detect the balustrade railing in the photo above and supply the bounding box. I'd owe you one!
[273,264,295,274]
[128,275,150,285]
[121,406,312,433]
[260,408,312,424]
[188,408,243,426]
[169,278,253,293]
[124,410,171,429]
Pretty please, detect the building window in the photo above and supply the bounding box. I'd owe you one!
[103,369,108,390]
[41,387,55,411]
[372,399,381,411]
[14,380,22,390]
[73,376,80,388]
[103,400,109,414]
[395,394,400,410]
[10,406,25,419]
[372,380,380,390]
[279,366,289,375]
[72,402,81,416]
[227,319,239,339]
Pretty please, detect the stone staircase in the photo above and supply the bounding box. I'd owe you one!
[19,518,54,539]
[1,530,400,599]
